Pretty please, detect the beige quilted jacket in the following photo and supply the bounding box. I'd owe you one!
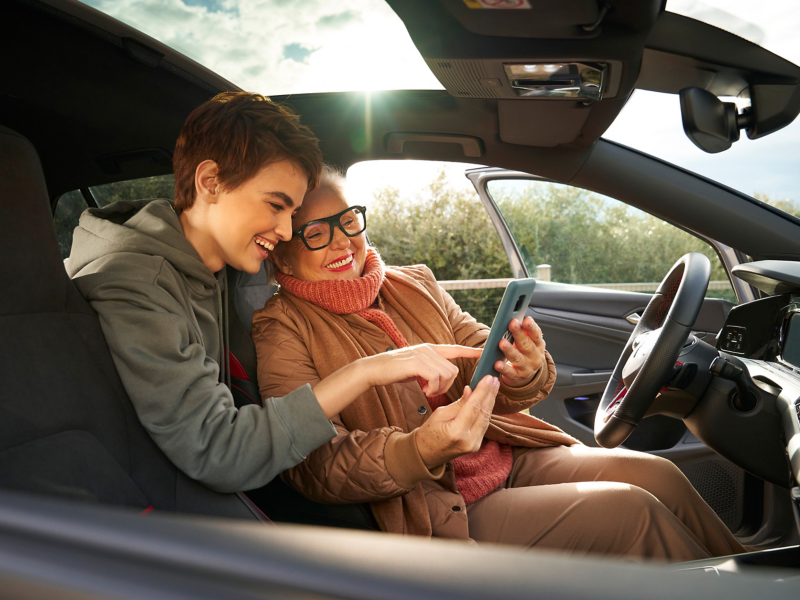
[251,266,557,539]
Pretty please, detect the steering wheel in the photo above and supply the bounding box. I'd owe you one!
[594,253,711,448]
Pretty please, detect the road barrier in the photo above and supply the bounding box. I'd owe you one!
[438,278,732,292]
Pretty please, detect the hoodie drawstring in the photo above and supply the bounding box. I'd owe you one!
[216,269,232,392]
[223,270,231,392]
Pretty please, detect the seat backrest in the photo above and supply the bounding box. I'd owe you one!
[0,124,260,520]
[225,264,379,531]
[232,261,279,333]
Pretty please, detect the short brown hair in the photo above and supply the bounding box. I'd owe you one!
[173,92,323,212]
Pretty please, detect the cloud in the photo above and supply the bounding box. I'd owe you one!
[181,0,235,13]
[670,1,765,45]
[83,0,441,95]
[317,10,361,28]
[282,43,318,64]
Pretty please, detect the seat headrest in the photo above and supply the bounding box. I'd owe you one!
[0,125,71,314]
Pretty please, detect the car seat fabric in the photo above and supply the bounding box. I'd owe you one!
[0,124,258,520]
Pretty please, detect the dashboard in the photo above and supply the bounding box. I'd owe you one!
[718,261,800,486]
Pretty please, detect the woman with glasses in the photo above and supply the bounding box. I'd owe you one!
[251,166,743,561]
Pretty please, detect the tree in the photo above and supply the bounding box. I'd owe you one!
[491,181,731,285]
[368,169,511,281]
[365,174,779,308]
[54,175,175,259]
[753,193,800,219]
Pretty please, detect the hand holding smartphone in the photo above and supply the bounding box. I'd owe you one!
[469,278,537,389]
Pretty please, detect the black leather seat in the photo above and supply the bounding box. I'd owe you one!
[0,124,264,521]
[226,266,379,531]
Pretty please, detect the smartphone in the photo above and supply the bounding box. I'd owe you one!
[469,278,537,389]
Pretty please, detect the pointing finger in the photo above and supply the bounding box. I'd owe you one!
[431,344,483,360]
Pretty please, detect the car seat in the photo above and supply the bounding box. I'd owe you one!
[0,124,267,521]
[226,264,379,531]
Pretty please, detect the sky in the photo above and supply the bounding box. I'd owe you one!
[80,0,800,203]
[81,0,441,94]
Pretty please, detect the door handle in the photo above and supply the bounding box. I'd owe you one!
[626,312,641,325]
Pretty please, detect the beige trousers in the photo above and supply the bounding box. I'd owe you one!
[466,445,745,562]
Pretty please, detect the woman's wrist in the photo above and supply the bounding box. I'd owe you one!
[312,357,375,419]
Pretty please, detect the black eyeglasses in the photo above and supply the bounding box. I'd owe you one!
[292,205,367,251]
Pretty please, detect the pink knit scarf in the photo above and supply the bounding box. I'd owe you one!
[274,249,385,315]
[275,249,513,504]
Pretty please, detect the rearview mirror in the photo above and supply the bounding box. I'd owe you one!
[679,88,744,154]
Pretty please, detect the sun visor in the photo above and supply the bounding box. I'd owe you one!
[498,100,591,147]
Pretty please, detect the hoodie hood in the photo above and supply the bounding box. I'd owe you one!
[66,198,232,392]
[66,199,217,288]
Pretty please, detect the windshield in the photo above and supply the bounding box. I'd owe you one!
[604,91,800,216]
[606,1,800,217]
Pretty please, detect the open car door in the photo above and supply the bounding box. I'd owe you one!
[465,163,787,545]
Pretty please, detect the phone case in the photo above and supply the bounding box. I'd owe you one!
[469,278,537,389]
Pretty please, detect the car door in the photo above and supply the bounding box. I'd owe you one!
[466,167,768,540]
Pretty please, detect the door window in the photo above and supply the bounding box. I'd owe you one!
[53,190,89,260]
[347,161,512,323]
[486,179,736,303]
[89,175,175,207]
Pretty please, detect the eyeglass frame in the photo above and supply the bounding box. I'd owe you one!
[291,205,368,251]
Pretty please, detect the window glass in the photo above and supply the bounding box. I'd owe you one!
[54,175,175,259]
[346,161,511,324]
[486,179,736,303]
[77,0,442,96]
[53,190,89,259]
[90,175,175,207]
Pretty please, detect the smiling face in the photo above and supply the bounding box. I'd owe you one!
[273,186,368,282]
[182,159,309,274]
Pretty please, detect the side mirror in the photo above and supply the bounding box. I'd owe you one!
[679,88,749,154]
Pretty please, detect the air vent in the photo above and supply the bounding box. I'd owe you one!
[425,59,502,99]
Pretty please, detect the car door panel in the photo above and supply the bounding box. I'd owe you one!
[529,282,734,378]
[468,167,768,540]
[524,285,753,534]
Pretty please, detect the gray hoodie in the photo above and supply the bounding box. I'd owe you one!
[66,199,335,493]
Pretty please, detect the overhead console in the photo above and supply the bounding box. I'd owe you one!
[385,0,663,148]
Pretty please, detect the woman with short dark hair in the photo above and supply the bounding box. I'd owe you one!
[67,93,490,493]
